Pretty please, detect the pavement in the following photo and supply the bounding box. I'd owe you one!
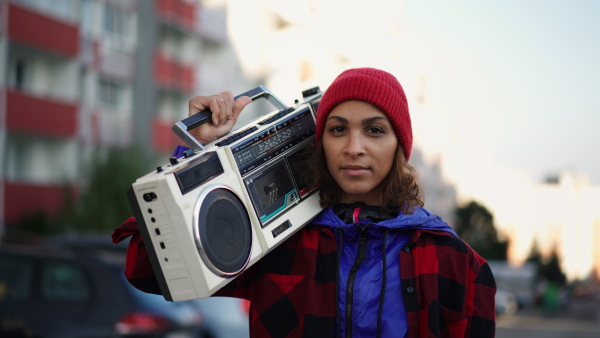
[496,299,600,338]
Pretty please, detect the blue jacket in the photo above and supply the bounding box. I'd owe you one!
[311,204,457,337]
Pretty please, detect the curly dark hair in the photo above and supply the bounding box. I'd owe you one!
[303,142,424,215]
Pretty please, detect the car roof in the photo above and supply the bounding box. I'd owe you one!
[45,233,128,252]
[0,243,126,267]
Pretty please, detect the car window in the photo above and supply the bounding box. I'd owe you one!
[118,271,197,310]
[41,260,91,303]
[0,254,33,301]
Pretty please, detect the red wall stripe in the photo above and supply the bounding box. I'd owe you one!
[6,89,78,137]
[4,181,70,224]
[8,3,79,57]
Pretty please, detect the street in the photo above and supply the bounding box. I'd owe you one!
[496,299,600,338]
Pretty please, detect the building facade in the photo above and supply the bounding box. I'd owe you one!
[1,0,459,238]
[0,0,254,232]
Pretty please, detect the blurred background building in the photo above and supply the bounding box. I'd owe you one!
[0,0,457,238]
[1,0,599,285]
[0,0,258,233]
[3,1,600,336]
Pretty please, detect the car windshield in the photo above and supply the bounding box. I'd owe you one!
[117,271,197,310]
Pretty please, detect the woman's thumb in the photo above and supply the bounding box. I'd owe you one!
[233,96,252,117]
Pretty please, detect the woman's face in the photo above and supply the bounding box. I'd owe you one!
[322,100,398,206]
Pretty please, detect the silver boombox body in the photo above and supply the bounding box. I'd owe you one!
[127,86,323,301]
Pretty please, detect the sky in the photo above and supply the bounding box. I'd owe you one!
[166,0,600,276]
[229,0,600,231]
[227,0,600,277]
[400,0,600,187]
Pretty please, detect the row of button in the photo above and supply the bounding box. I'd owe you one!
[403,245,414,293]
[258,107,296,126]
[215,126,258,146]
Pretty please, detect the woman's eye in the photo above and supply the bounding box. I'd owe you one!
[328,126,346,133]
[367,126,386,134]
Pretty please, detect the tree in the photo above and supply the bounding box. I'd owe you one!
[61,145,154,233]
[528,243,567,286]
[454,200,508,260]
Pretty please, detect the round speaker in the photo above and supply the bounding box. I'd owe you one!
[193,185,253,277]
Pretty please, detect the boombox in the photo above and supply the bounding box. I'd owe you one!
[127,86,323,301]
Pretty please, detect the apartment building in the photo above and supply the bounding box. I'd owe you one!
[0,0,253,231]
[1,0,459,237]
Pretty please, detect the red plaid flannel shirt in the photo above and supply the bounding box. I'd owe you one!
[113,220,496,337]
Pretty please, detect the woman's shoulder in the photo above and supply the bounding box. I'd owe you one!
[412,230,495,285]
[270,224,335,252]
[414,229,488,264]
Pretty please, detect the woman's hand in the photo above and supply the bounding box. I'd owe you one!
[187,91,252,145]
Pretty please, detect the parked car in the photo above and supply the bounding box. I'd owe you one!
[495,288,519,315]
[46,234,251,338]
[0,244,205,338]
[192,297,250,338]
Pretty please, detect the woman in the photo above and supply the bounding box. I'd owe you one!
[113,68,496,337]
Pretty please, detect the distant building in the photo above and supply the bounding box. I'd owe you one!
[410,148,457,226]
[0,0,255,231]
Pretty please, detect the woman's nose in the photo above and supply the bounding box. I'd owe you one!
[345,133,365,157]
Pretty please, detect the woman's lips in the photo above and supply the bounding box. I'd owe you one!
[341,166,369,176]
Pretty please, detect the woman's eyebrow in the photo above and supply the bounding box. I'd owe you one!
[325,115,390,125]
[362,116,390,125]
[326,115,348,124]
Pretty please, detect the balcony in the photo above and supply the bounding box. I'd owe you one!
[154,52,194,93]
[3,180,70,225]
[79,37,100,68]
[99,45,135,81]
[8,2,78,57]
[152,116,182,153]
[93,111,133,148]
[6,89,78,138]
[156,0,196,32]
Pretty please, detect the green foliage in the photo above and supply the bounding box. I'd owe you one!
[538,252,567,286]
[528,243,567,286]
[16,210,62,236]
[5,210,64,244]
[61,145,153,233]
[454,200,508,260]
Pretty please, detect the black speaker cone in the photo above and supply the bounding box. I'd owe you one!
[196,186,252,276]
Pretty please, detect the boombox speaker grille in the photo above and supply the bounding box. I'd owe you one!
[195,186,252,277]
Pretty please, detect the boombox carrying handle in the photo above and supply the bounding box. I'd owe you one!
[172,85,289,151]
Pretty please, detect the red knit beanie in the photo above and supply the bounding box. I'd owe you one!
[315,67,412,160]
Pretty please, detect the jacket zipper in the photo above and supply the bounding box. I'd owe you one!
[345,223,370,338]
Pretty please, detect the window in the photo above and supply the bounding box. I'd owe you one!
[8,56,31,90]
[99,79,123,109]
[104,3,127,37]
[41,261,91,303]
[80,0,95,36]
[14,59,27,89]
[6,137,26,180]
